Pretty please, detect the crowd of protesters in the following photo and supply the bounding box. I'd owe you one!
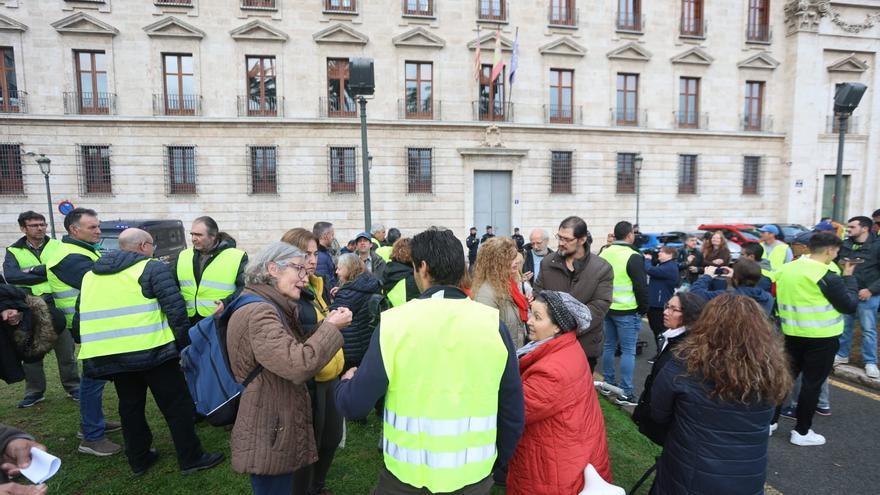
[1,207,878,494]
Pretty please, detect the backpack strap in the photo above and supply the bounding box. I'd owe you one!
[224,294,284,388]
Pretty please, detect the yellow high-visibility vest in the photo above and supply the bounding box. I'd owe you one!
[599,244,639,311]
[6,238,63,296]
[176,247,245,317]
[776,257,844,338]
[46,242,101,329]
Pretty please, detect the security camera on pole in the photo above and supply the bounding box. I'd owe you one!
[349,57,375,232]
[830,82,867,222]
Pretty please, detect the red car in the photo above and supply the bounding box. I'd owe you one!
[696,224,762,246]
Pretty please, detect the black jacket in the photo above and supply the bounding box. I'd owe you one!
[329,272,382,367]
[50,236,101,290]
[382,261,419,302]
[171,238,248,310]
[522,244,553,281]
[818,271,860,315]
[676,247,703,284]
[466,234,480,262]
[650,358,775,495]
[838,235,880,295]
[0,284,29,384]
[3,236,52,290]
[72,250,191,379]
[632,331,687,445]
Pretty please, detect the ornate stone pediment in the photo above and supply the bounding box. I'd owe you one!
[737,52,780,70]
[313,23,369,45]
[467,31,514,51]
[144,17,205,39]
[606,42,652,62]
[51,12,118,36]
[670,47,713,66]
[392,27,445,48]
[827,53,869,73]
[539,37,586,57]
[0,14,27,32]
[230,20,289,42]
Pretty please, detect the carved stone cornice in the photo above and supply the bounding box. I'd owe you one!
[783,0,831,34]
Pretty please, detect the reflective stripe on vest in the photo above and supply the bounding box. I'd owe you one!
[762,242,790,272]
[599,244,639,311]
[46,242,100,329]
[7,239,63,296]
[387,279,407,308]
[379,297,507,493]
[775,257,844,338]
[78,259,175,360]
[176,247,245,317]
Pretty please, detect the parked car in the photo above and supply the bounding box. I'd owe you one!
[99,219,187,264]
[635,233,663,253]
[752,223,809,243]
[696,224,761,246]
[688,230,742,261]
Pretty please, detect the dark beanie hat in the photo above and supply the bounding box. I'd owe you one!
[539,290,592,334]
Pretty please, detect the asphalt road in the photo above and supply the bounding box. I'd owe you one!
[595,320,880,495]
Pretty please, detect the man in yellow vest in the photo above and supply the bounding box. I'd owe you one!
[4,211,79,408]
[371,223,387,251]
[381,237,420,307]
[758,225,793,272]
[46,208,121,456]
[335,228,524,494]
[599,221,648,407]
[173,216,247,325]
[73,228,224,476]
[375,228,400,263]
[770,233,859,446]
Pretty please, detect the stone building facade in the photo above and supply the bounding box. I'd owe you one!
[0,0,877,252]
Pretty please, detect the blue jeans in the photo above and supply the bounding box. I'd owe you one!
[789,374,830,409]
[838,295,880,365]
[80,376,107,442]
[250,473,294,495]
[602,313,641,397]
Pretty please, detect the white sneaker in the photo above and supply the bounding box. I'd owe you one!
[833,355,849,366]
[865,364,879,379]
[790,429,826,446]
[769,423,778,436]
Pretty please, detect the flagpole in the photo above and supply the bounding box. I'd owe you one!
[507,27,518,117]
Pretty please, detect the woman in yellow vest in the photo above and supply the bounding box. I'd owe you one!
[381,238,420,307]
[280,228,345,495]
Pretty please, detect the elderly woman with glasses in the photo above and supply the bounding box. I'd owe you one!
[226,242,352,495]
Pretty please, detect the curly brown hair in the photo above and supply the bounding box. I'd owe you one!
[391,238,412,264]
[472,237,517,304]
[674,293,791,404]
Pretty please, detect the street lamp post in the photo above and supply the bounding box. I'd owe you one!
[831,83,867,222]
[36,155,57,239]
[634,153,643,227]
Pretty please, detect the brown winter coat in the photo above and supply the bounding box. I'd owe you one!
[474,284,527,348]
[534,250,613,359]
[226,284,344,475]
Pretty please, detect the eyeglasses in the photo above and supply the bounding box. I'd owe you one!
[276,261,307,277]
[663,304,682,313]
[555,234,577,244]
[25,223,47,228]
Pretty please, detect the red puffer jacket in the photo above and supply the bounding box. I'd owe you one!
[506,332,612,495]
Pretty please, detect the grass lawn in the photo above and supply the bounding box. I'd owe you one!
[0,357,659,494]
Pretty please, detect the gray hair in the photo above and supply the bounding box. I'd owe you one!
[370,223,385,234]
[530,228,549,241]
[244,241,305,285]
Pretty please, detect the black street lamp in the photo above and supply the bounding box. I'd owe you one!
[831,83,867,222]
[35,155,57,239]
[634,153,644,227]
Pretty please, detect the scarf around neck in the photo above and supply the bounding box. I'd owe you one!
[509,278,529,322]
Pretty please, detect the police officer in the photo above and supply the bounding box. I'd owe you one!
[335,228,524,494]
[770,233,859,446]
[74,228,224,476]
[599,221,648,407]
[46,208,121,457]
[174,216,247,325]
[4,211,78,408]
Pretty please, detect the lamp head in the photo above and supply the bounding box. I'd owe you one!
[634,154,643,172]
[36,155,51,175]
[833,83,867,114]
